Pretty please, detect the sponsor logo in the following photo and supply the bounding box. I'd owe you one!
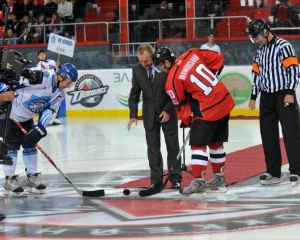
[220,72,252,105]
[112,71,142,107]
[115,93,142,107]
[67,74,109,108]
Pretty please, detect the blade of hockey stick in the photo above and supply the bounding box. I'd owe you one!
[10,116,105,197]
[139,130,191,197]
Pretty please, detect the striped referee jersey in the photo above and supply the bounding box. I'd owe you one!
[251,36,300,100]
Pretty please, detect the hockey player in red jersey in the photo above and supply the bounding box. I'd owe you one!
[153,47,235,198]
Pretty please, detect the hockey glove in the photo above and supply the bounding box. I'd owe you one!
[180,116,192,128]
[23,124,47,148]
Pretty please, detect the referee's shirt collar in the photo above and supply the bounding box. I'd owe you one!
[268,35,276,45]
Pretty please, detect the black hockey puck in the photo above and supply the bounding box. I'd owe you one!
[123,189,130,196]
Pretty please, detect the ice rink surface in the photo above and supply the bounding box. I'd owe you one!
[0,117,299,240]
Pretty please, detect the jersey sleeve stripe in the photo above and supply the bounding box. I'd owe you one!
[282,56,299,69]
[252,62,260,74]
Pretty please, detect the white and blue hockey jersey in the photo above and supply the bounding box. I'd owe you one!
[36,59,57,72]
[0,69,65,127]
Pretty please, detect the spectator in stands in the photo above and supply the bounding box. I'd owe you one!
[200,30,221,52]
[71,0,76,8]
[44,0,57,20]
[273,0,291,28]
[31,0,43,20]
[72,0,85,19]
[0,12,5,27]
[18,25,34,44]
[57,0,74,37]
[0,0,5,11]
[48,12,63,36]
[151,1,171,38]
[290,6,300,28]
[18,0,33,20]
[5,28,17,45]
[255,0,263,8]
[113,3,119,31]
[6,12,19,35]
[3,0,17,13]
[16,14,32,37]
[70,0,81,33]
[33,12,47,43]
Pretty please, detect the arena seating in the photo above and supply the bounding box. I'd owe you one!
[253,8,272,22]
[77,0,118,42]
[216,0,277,37]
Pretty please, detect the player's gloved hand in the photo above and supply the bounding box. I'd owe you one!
[180,116,192,128]
[23,124,47,148]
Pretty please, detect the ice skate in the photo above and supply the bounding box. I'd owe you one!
[48,107,62,126]
[179,171,206,198]
[206,166,227,193]
[48,119,54,126]
[27,173,46,194]
[4,175,24,197]
[53,119,63,125]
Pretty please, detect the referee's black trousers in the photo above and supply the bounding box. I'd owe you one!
[259,92,300,178]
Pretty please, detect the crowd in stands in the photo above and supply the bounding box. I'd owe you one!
[0,0,297,46]
[272,0,300,28]
[0,0,84,44]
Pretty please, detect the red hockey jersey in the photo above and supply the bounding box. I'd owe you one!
[165,48,235,123]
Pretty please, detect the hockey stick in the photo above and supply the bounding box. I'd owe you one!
[10,116,105,197]
[181,127,192,174]
[216,65,224,78]
[139,130,190,197]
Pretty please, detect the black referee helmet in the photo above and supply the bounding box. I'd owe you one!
[247,19,270,42]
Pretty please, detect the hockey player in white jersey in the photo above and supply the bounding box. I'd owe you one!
[1,63,78,196]
[36,50,62,126]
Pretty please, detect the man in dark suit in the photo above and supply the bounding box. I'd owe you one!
[127,43,182,189]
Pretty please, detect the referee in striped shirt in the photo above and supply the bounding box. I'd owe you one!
[248,19,300,186]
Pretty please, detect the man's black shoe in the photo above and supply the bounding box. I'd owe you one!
[172,182,181,189]
[148,183,162,189]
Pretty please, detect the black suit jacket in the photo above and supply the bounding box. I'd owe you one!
[129,63,176,130]
[18,34,34,44]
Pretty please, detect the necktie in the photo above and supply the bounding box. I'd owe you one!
[148,67,154,86]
